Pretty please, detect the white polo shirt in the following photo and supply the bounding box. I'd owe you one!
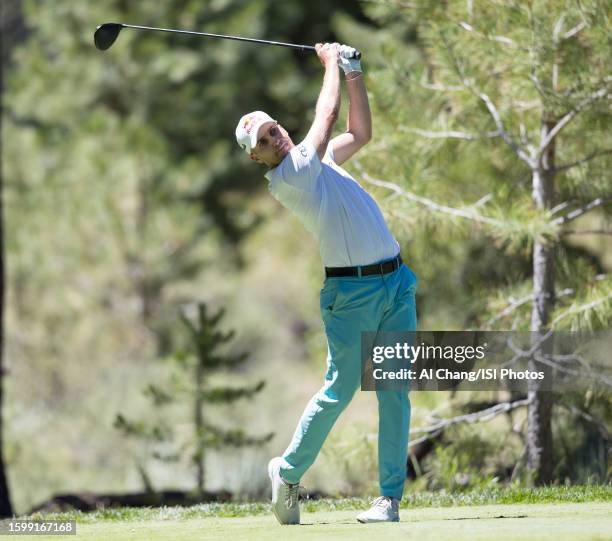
[265,139,399,267]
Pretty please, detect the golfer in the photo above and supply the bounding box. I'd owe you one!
[235,42,418,525]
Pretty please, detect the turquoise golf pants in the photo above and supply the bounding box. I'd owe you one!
[279,260,418,499]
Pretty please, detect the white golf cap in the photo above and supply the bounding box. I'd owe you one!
[235,111,275,154]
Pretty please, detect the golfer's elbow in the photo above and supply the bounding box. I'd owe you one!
[352,128,371,147]
[357,127,372,145]
[360,114,373,143]
[348,116,372,146]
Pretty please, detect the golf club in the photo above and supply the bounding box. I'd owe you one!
[94,23,361,59]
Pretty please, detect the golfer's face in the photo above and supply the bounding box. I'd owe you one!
[252,122,292,167]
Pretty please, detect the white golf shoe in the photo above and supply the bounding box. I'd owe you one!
[356,496,400,523]
[268,457,300,525]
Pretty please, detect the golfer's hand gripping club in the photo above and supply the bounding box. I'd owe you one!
[337,44,361,61]
[338,44,362,75]
[315,43,340,68]
[315,43,362,73]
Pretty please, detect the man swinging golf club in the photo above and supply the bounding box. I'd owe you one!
[236,42,418,525]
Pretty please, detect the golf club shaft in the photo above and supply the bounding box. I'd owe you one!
[121,24,317,54]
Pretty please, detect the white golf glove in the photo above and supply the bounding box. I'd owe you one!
[337,44,362,75]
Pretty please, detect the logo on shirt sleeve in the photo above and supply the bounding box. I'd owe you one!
[298,144,308,158]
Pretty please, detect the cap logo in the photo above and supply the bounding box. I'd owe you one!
[243,116,256,135]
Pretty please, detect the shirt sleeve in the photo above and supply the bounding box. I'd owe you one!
[274,139,322,192]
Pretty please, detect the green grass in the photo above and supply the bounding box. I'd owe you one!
[24,484,612,523]
[8,485,611,541]
[9,502,612,541]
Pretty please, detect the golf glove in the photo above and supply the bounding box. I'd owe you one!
[338,44,362,75]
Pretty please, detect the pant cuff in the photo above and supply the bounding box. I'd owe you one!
[381,491,403,500]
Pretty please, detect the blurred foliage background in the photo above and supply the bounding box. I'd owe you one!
[2,0,610,514]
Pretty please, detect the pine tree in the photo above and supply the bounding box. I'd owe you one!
[115,302,273,494]
[357,0,611,485]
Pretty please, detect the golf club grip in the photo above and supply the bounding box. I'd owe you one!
[299,44,361,59]
[314,46,361,60]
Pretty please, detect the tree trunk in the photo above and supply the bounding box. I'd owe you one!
[194,362,205,494]
[526,120,557,485]
[0,5,15,514]
[0,134,14,519]
[194,340,205,494]
[527,239,555,484]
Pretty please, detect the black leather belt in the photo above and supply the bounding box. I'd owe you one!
[325,255,403,278]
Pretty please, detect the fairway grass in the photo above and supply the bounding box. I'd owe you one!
[15,502,612,541]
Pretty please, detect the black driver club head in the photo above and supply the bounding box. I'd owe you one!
[94,23,124,50]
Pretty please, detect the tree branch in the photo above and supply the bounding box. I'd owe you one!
[561,229,612,236]
[538,85,611,156]
[552,198,611,225]
[533,351,612,387]
[554,148,612,173]
[563,22,586,41]
[486,294,532,326]
[550,200,572,215]
[478,92,535,167]
[409,398,531,442]
[353,162,505,227]
[558,403,611,441]
[437,29,535,168]
[472,193,492,208]
[550,293,612,328]
[419,81,465,92]
[402,127,500,140]
[458,21,529,51]
[486,288,574,327]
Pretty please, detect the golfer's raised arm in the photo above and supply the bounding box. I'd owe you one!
[306,43,341,159]
[330,45,371,166]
